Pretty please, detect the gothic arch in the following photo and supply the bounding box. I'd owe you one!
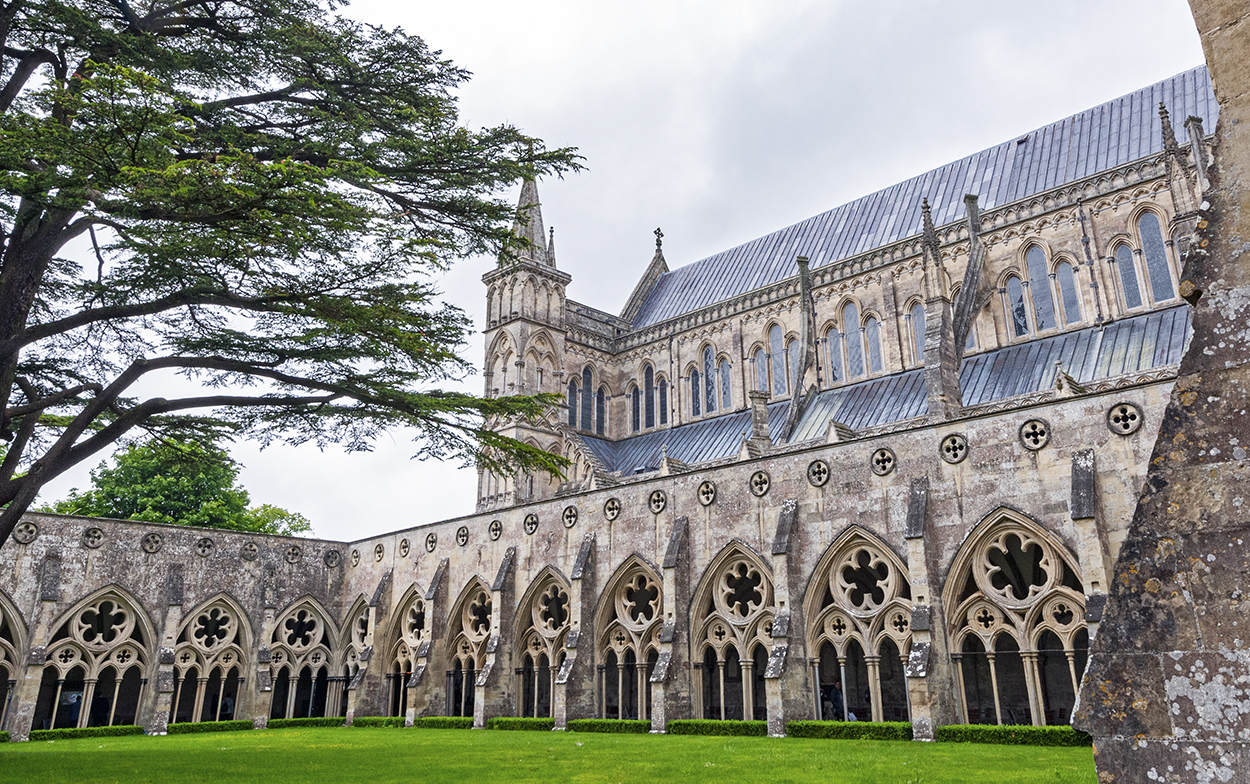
[0,588,24,729]
[942,507,1087,727]
[444,576,492,718]
[592,554,663,721]
[169,592,251,724]
[512,567,571,718]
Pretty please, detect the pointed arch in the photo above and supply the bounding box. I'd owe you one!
[593,555,663,722]
[170,592,252,724]
[513,567,572,719]
[942,507,1086,727]
[0,587,27,729]
[444,576,492,718]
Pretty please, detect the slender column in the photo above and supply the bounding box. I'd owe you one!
[108,678,122,726]
[809,659,821,720]
[215,679,225,722]
[49,680,64,730]
[866,656,882,723]
[461,670,471,718]
[549,663,556,721]
[616,663,624,720]
[952,654,968,724]
[986,653,1002,726]
[692,663,703,719]
[170,675,183,723]
[742,660,754,721]
[837,657,848,721]
[78,680,97,729]
[637,663,647,722]
[1065,650,1079,711]
[901,654,912,723]
[285,675,297,720]
[532,665,540,718]
[1023,652,1043,726]
[717,660,726,722]
[192,678,208,724]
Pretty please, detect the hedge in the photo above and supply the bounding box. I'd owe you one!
[29,725,145,741]
[167,720,254,735]
[935,724,1093,746]
[486,717,555,732]
[567,719,652,734]
[667,720,767,737]
[351,717,406,728]
[0,731,9,743]
[267,717,344,729]
[785,720,913,741]
[414,716,473,730]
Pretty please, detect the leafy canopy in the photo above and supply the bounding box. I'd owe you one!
[46,435,312,536]
[0,0,581,543]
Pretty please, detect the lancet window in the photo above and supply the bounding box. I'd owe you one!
[170,597,247,725]
[1114,243,1144,311]
[692,546,774,722]
[387,588,427,718]
[824,326,845,384]
[595,388,606,435]
[1138,212,1176,303]
[769,325,787,396]
[945,512,1088,727]
[630,384,641,433]
[515,572,571,719]
[446,581,493,718]
[1025,246,1057,332]
[580,368,593,431]
[34,591,149,731]
[597,559,663,721]
[644,366,656,429]
[909,302,926,365]
[805,533,912,723]
[269,600,337,721]
[1004,275,1030,337]
[658,378,668,425]
[1054,260,1082,325]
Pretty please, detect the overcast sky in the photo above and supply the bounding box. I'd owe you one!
[38,1,1207,542]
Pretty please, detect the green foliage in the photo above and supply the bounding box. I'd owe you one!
[0,730,9,742]
[45,435,310,535]
[266,717,343,729]
[413,717,473,730]
[486,717,554,732]
[350,717,405,728]
[167,720,254,735]
[666,720,767,737]
[784,720,914,741]
[566,719,652,734]
[28,725,145,741]
[0,0,580,542]
[935,724,1093,746]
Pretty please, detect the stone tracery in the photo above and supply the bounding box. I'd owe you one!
[595,557,663,721]
[514,570,571,718]
[170,595,248,725]
[445,579,493,718]
[268,598,339,721]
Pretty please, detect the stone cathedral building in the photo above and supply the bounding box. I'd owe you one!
[0,66,1217,741]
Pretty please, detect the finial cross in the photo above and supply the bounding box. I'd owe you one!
[654,227,663,250]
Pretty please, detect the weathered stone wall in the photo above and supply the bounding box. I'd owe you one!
[1075,3,1250,781]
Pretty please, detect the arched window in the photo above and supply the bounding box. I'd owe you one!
[1114,244,1143,310]
[864,317,883,374]
[753,348,767,392]
[566,380,578,427]
[516,573,571,719]
[595,388,606,436]
[690,369,701,417]
[630,386,641,433]
[704,346,717,414]
[1138,212,1176,303]
[769,326,786,397]
[1054,261,1082,325]
[1005,276,1030,337]
[909,302,926,365]
[825,327,845,384]
[719,359,732,410]
[644,366,655,429]
[787,340,801,391]
[598,560,662,721]
[658,378,669,425]
[580,368,593,431]
[1025,246,1056,331]
[843,303,864,378]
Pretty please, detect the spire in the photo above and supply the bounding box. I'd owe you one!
[1159,102,1180,155]
[547,226,557,267]
[509,177,548,265]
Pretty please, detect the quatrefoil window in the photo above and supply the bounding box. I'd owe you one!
[399,539,410,557]
[456,526,469,546]
[425,533,437,552]
[524,514,539,534]
[468,593,492,635]
[841,550,889,610]
[1107,402,1143,435]
[603,498,621,521]
[193,608,233,649]
[80,601,127,645]
[723,563,764,617]
[539,586,569,631]
[562,506,579,528]
[870,448,896,476]
[1019,419,1050,450]
[940,433,968,464]
[807,460,830,487]
[488,520,502,541]
[698,481,717,506]
[750,471,770,497]
[987,534,1047,601]
[406,601,427,643]
[284,610,318,648]
[648,490,666,514]
[624,575,658,623]
[82,527,105,549]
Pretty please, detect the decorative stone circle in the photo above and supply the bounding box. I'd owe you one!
[456,526,469,546]
[750,470,771,497]
[141,532,164,554]
[1019,419,1051,451]
[324,550,342,568]
[374,542,385,561]
[1107,402,1143,436]
[82,527,105,549]
[870,448,896,476]
[194,537,214,557]
[284,545,302,564]
[603,498,621,521]
[489,520,502,541]
[940,433,969,464]
[350,548,361,567]
[807,460,830,487]
[523,513,539,535]
[648,490,667,514]
[13,521,38,544]
[242,541,260,561]
[562,506,579,529]
[399,538,410,558]
[425,533,437,553]
[697,480,717,506]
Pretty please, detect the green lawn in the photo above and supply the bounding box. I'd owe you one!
[0,727,1097,784]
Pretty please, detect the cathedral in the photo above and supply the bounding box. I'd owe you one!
[0,65,1215,741]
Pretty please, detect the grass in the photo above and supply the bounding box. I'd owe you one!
[0,727,1097,784]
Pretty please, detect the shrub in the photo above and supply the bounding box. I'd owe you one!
[567,719,652,734]
[935,724,1092,746]
[29,725,145,741]
[487,717,555,731]
[167,720,254,735]
[785,720,913,741]
[351,717,406,728]
[414,717,473,730]
[266,717,344,729]
[666,720,767,737]
[0,731,9,742]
